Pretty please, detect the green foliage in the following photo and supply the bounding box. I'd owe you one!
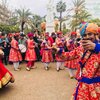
[62,28,70,35]
[89,18,100,26]
[0,24,20,34]
[56,0,66,31]
[70,0,91,30]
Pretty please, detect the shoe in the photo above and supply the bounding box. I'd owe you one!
[56,68,60,72]
[18,67,21,69]
[45,67,49,71]
[31,66,37,69]
[70,76,74,79]
[14,68,20,71]
[26,67,30,71]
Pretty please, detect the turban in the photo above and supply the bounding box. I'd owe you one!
[86,23,98,34]
[57,31,62,35]
[71,31,77,35]
[27,32,34,37]
[79,23,98,36]
[45,32,49,36]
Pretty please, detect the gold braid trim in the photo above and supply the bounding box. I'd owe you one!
[0,72,12,88]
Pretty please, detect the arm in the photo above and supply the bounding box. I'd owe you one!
[60,46,83,61]
[81,40,100,53]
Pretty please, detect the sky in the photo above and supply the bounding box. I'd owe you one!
[1,0,100,18]
[8,0,72,16]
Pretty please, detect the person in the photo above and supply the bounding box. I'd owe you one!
[56,23,100,100]
[55,31,65,71]
[41,32,53,70]
[82,27,100,53]
[19,34,27,62]
[0,47,15,88]
[9,33,22,71]
[64,31,80,79]
[25,33,37,71]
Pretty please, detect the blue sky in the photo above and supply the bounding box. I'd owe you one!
[4,0,100,18]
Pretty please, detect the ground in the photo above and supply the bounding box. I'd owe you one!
[0,62,76,100]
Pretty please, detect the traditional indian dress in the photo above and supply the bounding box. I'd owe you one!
[64,39,80,78]
[55,37,65,71]
[9,38,22,62]
[25,39,37,68]
[9,38,22,70]
[0,50,14,88]
[62,45,100,100]
[41,40,53,63]
[41,39,53,70]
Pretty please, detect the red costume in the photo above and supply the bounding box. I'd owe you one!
[25,39,37,61]
[0,50,14,88]
[9,38,22,62]
[62,46,100,100]
[41,33,53,63]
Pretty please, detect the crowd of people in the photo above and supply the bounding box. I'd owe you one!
[0,22,100,100]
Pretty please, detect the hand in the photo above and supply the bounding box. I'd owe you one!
[81,40,96,50]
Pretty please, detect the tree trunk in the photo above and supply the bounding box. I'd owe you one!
[21,21,25,32]
[59,12,62,31]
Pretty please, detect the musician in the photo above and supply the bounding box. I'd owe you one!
[55,31,65,71]
[25,32,37,71]
[64,31,80,78]
[9,33,22,71]
[57,23,100,100]
[19,34,27,62]
[41,32,53,70]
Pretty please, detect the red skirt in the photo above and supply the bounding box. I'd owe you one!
[0,61,13,88]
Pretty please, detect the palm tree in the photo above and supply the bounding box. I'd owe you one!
[56,0,66,31]
[70,0,91,30]
[15,8,32,32]
[32,14,42,30]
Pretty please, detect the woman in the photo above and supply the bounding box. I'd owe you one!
[25,33,37,71]
[57,23,100,100]
[0,47,15,88]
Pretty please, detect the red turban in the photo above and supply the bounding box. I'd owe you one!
[71,31,77,35]
[57,31,62,35]
[27,32,34,37]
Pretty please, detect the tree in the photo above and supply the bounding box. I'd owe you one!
[89,18,100,26]
[56,0,66,31]
[15,8,32,32]
[32,14,42,30]
[70,0,91,30]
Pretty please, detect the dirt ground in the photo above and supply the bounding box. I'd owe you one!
[0,62,76,100]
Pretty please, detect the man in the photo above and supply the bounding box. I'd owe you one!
[57,23,100,100]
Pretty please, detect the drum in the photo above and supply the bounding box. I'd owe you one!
[19,44,26,53]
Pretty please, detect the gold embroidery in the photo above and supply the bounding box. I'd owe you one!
[95,87,100,93]
[82,68,87,74]
[91,91,97,98]
[94,62,98,68]
[1,72,11,88]
[82,84,87,90]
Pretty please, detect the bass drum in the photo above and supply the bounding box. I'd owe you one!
[19,44,26,53]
